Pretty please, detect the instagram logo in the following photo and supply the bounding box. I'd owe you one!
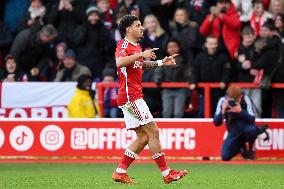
[9,125,34,151]
[40,125,64,151]
[0,128,4,148]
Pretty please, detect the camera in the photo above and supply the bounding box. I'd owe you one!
[228,99,237,107]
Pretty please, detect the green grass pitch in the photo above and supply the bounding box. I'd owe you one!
[0,163,283,189]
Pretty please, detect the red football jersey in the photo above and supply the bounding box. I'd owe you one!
[115,38,144,106]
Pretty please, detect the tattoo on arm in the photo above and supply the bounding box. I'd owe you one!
[142,61,159,70]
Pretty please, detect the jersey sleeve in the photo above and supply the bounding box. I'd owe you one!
[115,42,128,58]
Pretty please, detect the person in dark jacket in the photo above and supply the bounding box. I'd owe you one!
[0,54,28,82]
[275,13,284,41]
[214,86,268,160]
[199,0,241,60]
[48,0,86,48]
[17,0,47,33]
[170,8,200,64]
[54,49,92,81]
[251,20,281,118]
[73,5,115,80]
[141,14,168,60]
[190,35,231,117]
[186,0,212,26]
[236,26,262,118]
[154,38,190,118]
[4,0,29,34]
[0,20,13,67]
[113,0,149,24]
[10,24,58,80]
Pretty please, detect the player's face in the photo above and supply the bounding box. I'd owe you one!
[129,20,144,39]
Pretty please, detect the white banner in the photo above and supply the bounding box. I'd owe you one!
[2,82,76,108]
[0,82,77,118]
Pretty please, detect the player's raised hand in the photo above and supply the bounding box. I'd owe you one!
[141,48,159,59]
[162,54,179,65]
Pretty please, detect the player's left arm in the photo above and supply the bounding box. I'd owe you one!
[142,54,179,70]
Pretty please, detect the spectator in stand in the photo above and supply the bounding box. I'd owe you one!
[0,20,13,68]
[141,0,179,32]
[140,14,168,117]
[190,35,231,117]
[17,0,47,32]
[200,0,241,60]
[96,0,114,29]
[10,24,57,81]
[50,42,67,80]
[275,13,284,40]
[73,5,115,80]
[141,14,168,60]
[248,0,272,36]
[54,49,92,81]
[102,67,119,118]
[0,54,28,82]
[68,74,100,118]
[186,0,212,26]
[236,26,262,118]
[251,20,281,118]
[113,0,148,22]
[4,0,29,34]
[170,7,200,64]
[269,0,284,19]
[273,46,284,118]
[110,12,126,42]
[154,38,190,118]
[232,0,253,22]
[48,0,85,48]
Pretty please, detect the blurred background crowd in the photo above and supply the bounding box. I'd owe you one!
[1,0,284,118]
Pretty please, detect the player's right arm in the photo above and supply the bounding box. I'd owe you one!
[116,48,159,68]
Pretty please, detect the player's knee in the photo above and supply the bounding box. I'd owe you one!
[141,135,149,145]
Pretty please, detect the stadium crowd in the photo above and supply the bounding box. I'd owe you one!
[1,0,284,118]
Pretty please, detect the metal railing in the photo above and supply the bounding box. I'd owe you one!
[96,82,284,118]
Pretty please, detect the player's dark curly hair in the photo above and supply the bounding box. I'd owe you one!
[118,15,139,37]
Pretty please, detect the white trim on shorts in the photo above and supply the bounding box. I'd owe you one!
[119,98,154,130]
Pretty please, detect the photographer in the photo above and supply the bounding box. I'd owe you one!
[214,86,268,161]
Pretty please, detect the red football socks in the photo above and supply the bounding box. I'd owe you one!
[116,149,137,173]
[152,152,169,172]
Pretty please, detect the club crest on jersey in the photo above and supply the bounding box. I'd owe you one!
[133,60,142,69]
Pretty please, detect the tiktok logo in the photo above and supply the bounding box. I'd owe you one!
[9,126,34,151]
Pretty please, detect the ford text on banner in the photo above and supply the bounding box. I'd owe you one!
[0,119,283,158]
